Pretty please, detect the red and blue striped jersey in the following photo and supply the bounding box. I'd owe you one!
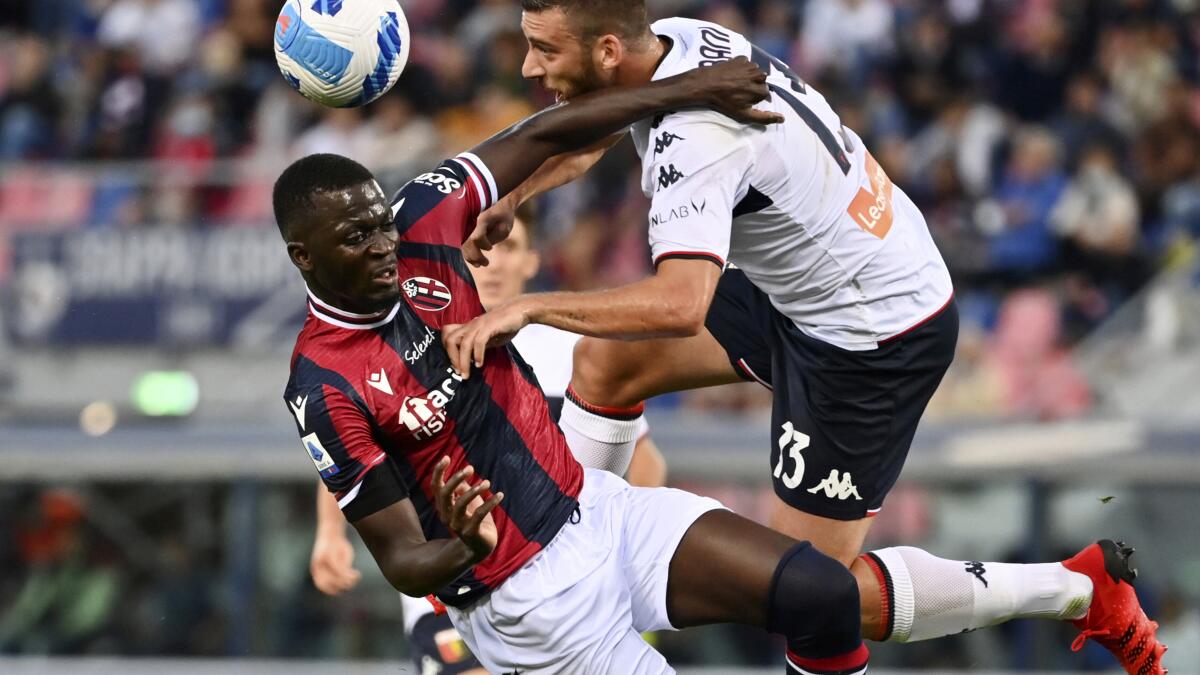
[284,153,583,608]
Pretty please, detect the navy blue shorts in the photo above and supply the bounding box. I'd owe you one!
[409,611,484,673]
[705,268,958,520]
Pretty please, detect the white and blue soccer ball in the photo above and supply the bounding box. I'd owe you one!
[274,0,411,108]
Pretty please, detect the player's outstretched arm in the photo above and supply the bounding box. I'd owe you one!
[352,462,502,598]
[443,258,720,375]
[464,136,618,267]
[311,482,362,595]
[467,57,780,202]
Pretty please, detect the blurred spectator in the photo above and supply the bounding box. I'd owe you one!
[0,490,121,654]
[1133,81,1200,212]
[993,4,1071,122]
[1155,591,1200,671]
[0,36,58,159]
[907,95,1006,199]
[1052,143,1151,296]
[1051,72,1127,169]
[352,94,442,191]
[457,0,521,59]
[984,126,1068,279]
[1100,20,1179,133]
[749,0,795,61]
[990,288,1092,420]
[96,0,201,77]
[435,84,534,152]
[291,108,362,160]
[0,0,1198,423]
[802,0,894,83]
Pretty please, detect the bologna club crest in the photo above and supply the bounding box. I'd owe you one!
[402,276,452,311]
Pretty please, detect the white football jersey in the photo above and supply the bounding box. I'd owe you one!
[511,323,580,398]
[631,18,954,351]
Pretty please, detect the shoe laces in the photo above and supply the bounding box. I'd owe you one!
[1072,628,1109,652]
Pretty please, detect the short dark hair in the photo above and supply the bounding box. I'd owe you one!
[521,0,650,44]
[272,154,375,239]
[513,200,538,246]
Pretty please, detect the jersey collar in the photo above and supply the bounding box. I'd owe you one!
[306,287,400,330]
[650,34,681,82]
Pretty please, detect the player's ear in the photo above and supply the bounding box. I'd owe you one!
[595,34,623,73]
[521,247,540,282]
[288,241,314,272]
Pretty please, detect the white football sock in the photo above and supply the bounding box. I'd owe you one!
[866,546,1093,642]
[558,395,641,476]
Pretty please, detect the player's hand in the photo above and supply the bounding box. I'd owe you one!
[441,300,529,377]
[432,457,503,561]
[463,198,518,267]
[310,528,362,595]
[681,56,783,126]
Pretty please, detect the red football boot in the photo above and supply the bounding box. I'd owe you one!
[1063,540,1168,675]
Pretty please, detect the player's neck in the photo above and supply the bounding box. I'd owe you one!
[614,35,670,87]
[305,284,391,319]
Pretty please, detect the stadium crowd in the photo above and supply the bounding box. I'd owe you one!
[5,0,1200,420]
[2,0,1200,410]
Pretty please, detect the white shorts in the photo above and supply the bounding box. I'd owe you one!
[446,468,725,674]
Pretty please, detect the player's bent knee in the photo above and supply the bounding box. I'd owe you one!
[571,337,645,405]
[768,541,862,656]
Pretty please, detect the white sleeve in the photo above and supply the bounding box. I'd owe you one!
[644,116,753,268]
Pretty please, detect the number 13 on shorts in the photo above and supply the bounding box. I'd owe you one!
[773,421,810,490]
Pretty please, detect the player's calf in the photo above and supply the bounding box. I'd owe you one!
[859,546,1093,643]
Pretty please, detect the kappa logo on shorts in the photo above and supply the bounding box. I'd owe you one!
[807,470,863,501]
[403,276,452,311]
[773,421,809,489]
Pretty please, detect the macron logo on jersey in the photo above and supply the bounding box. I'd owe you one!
[398,368,463,440]
[367,368,394,396]
[290,394,308,430]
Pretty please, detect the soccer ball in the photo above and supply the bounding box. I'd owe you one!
[274,0,411,108]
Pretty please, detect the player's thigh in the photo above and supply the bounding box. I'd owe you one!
[664,509,796,629]
[663,510,887,641]
[570,329,741,406]
[768,505,874,567]
[570,268,774,406]
[603,472,730,633]
[764,302,957,534]
[450,470,649,673]
[407,611,487,674]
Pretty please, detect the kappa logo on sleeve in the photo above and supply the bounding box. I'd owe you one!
[653,131,685,155]
[656,164,685,191]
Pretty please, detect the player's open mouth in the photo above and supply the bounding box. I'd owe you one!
[372,267,397,285]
